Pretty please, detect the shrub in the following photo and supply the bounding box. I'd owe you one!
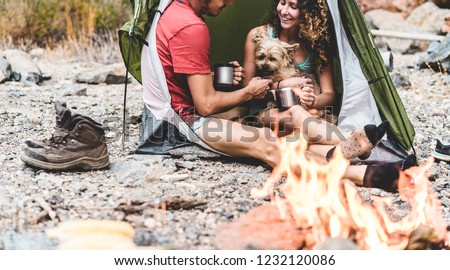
[0,0,131,48]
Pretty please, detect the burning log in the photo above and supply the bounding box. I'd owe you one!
[216,204,306,250]
[405,225,445,250]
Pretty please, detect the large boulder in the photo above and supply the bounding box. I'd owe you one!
[357,0,428,17]
[2,49,42,84]
[75,63,128,84]
[406,1,450,34]
[0,56,12,83]
[366,9,428,53]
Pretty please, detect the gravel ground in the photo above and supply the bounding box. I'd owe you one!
[0,50,448,250]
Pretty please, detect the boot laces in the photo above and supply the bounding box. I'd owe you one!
[47,129,72,148]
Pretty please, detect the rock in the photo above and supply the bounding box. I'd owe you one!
[390,72,411,88]
[175,161,195,170]
[159,174,190,182]
[62,87,87,97]
[370,188,382,196]
[110,155,165,183]
[2,50,42,84]
[357,0,428,17]
[0,56,12,83]
[75,63,128,84]
[27,116,42,125]
[223,211,234,219]
[441,197,450,207]
[418,34,450,72]
[366,10,427,53]
[1,231,57,250]
[29,48,45,59]
[182,154,198,161]
[406,2,450,34]
[314,238,359,250]
[366,10,405,28]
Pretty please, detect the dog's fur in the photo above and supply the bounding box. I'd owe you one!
[253,34,300,82]
[252,32,337,124]
[252,33,320,93]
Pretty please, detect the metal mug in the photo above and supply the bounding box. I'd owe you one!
[271,87,299,111]
[214,63,234,88]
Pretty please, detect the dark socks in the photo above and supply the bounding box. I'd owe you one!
[363,154,418,192]
[365,121,389,145]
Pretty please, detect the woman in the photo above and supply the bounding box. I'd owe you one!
[240,0,416,192]
[244,0,335,114]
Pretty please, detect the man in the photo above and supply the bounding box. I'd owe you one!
[142,0,279,166]
[140,0,416,192]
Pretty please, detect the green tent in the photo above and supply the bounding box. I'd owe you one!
[118,0,415,153]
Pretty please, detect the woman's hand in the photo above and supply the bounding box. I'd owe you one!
[293,86,316,107]
[229,60,245,86]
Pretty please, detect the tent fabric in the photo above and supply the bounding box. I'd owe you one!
[118,0,415,156]
[336,0,415,150]
[327,0,401,162]
[138,0,224,155]
[136,105,192,154]
[119,0,158,84]
[327,0,383,132]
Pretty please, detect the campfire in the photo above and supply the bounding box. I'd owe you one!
[219,136,450,250]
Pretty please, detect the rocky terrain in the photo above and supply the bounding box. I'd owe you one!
[0,45,449,250]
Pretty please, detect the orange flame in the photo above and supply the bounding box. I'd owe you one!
[252,136,448,249]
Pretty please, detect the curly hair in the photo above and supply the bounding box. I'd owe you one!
[262,0,335,72]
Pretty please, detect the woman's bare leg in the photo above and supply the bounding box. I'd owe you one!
[256,105,346,144]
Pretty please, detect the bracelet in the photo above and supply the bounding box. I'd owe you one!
[276,80,282,89]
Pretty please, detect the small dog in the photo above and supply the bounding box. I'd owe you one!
[252,33,337,124]
[252,33,321,92]
[253,34,300,82]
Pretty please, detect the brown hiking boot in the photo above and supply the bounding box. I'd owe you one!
[21,117,110,170]
[24,100,73,149]
[25,100,103,149]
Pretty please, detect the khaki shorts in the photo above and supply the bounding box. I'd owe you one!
[186,106,250,135]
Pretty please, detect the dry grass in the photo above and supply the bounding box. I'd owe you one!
[43,31,122,64]
[0,0,130,49]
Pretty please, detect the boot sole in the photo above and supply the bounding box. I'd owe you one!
[432,151,450,162]
[20,153,110,170]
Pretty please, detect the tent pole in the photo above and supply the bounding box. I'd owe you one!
[122,0,142,151]
[122,37,133,151]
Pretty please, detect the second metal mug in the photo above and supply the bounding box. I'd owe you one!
[271,87,299,111]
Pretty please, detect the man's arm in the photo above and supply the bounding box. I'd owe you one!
[187,74,271,116]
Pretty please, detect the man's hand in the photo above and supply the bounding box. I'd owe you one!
[247,77,272,99]
[229,60,245,86]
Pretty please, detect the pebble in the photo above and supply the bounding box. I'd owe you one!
[159,174,190,182]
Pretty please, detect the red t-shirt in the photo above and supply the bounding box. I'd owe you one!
[156,0,211,121]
